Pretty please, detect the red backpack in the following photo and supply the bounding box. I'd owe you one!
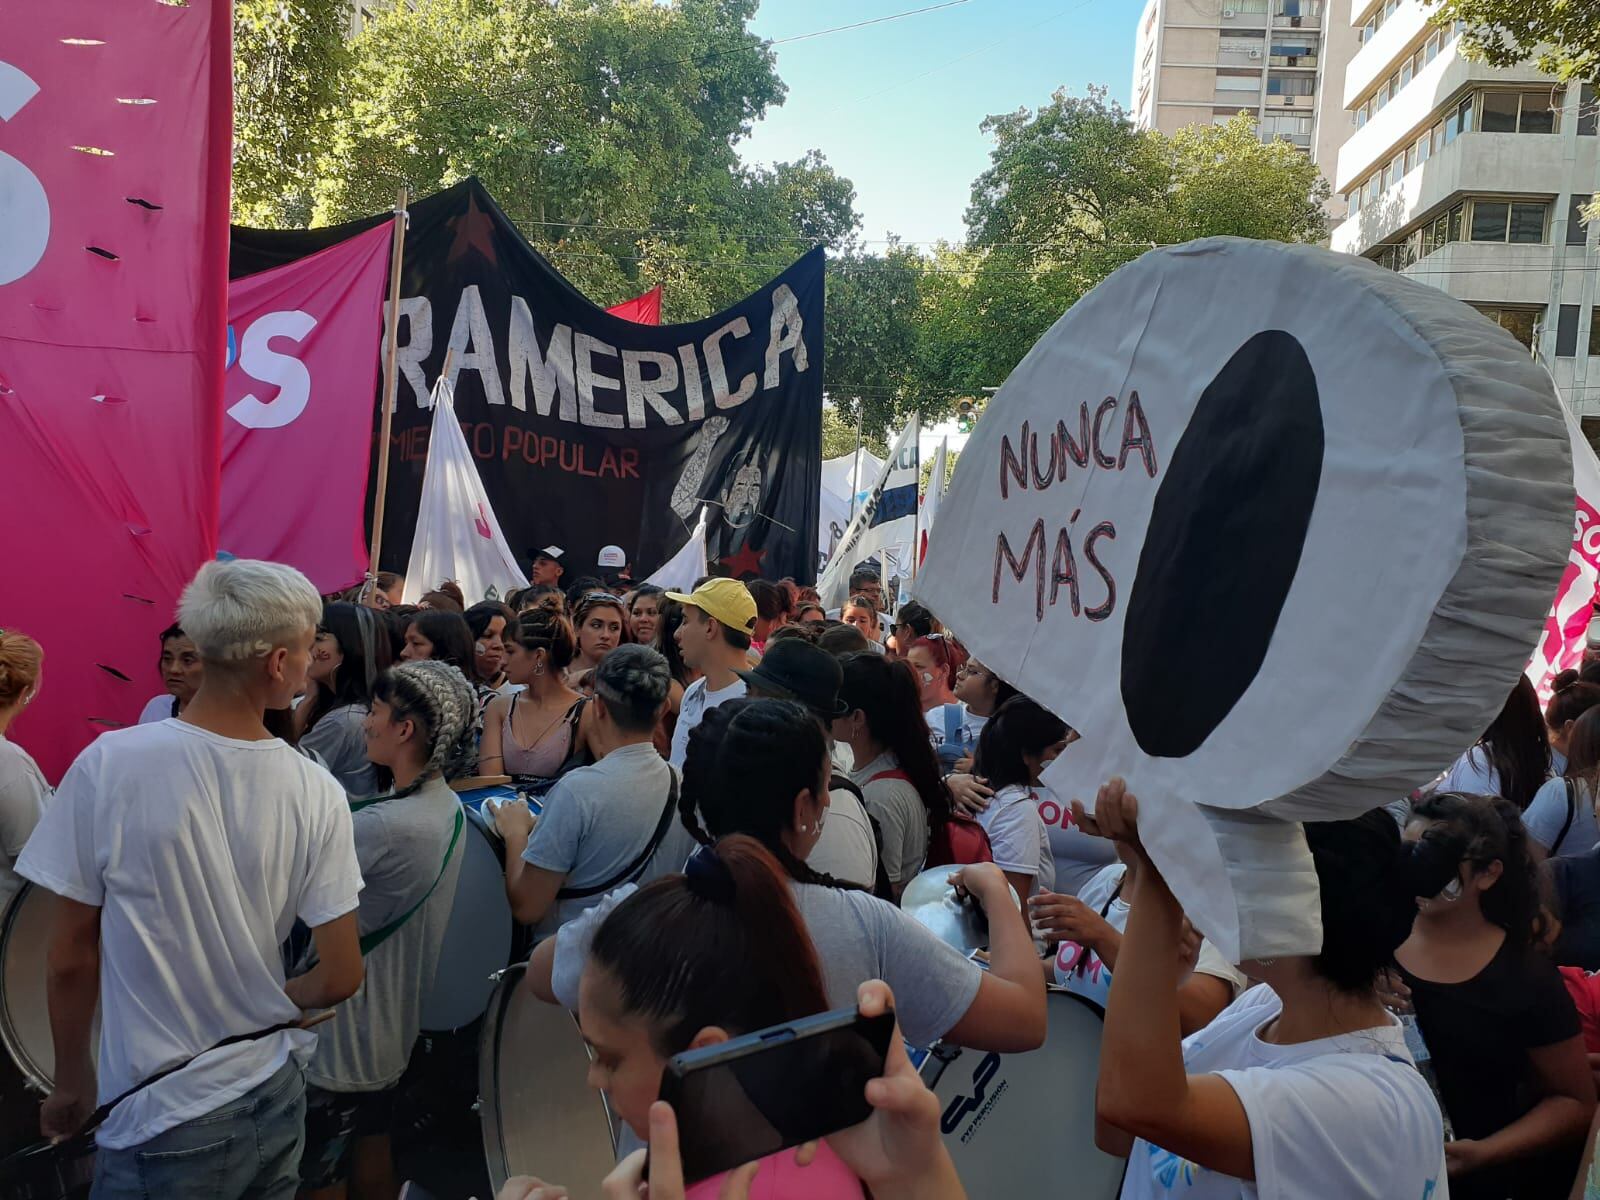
[867,769,993,868]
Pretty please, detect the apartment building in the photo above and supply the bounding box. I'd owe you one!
[1131,0,1352,159]
[1328,0,1600,413]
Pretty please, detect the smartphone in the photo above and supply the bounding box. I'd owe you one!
[658,1005,896,1184]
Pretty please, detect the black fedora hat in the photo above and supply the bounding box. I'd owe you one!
[737,638,849,720]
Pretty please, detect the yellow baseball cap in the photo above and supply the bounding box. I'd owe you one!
[666,577,757,634]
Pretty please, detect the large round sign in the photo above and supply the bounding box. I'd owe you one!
[915,237,1572,958]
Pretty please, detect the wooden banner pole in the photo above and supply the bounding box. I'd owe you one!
[367,186,409,594]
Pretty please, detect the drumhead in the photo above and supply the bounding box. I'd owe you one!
[420,805,515,1032]
[921,988,1124,1198]
[478,962,620,1194]
[0,885,73,1094]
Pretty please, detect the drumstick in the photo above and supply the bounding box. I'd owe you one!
[298,1009,337,1030]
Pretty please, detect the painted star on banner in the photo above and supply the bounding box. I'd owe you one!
[721,542,766,580]
[447,194,498,264]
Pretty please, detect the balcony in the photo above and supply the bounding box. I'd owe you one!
[1399,240,1559,307]
[1343,0,1430,106]
[1331,131,1587,253]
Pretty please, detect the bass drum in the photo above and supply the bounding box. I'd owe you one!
[478,962,620,1194]
[421,793,519,1033]
[920,988,1125,1199]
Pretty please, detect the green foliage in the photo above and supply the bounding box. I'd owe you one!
[1427,0,1600,84]
[820,407,889,460]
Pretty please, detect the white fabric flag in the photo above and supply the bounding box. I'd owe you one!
[818,449,885,573]
[403,376,528,605]
[817,415,919,611]
[918,438,948,569]
[1527,399,1600,702]
[645,507,710,593]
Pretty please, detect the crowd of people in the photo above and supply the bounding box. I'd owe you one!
[7,549,1600,1199]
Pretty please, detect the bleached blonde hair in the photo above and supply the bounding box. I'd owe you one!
[178,559,322,663]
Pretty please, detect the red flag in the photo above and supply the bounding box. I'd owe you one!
[0,2,232,780]
[607,285,662,325]
[222,224,394,593]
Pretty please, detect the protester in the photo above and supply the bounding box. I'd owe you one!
[296,602,392,797]
[768,621,823,647]
[797,602,827,624]
[1527,705,1600,856]
[528,547,565,590]
[465,601,516,696]
[738,640,882,891]
[1549,845,1600,970]
[0,629,48,908]
[515,583,565,615]
[953,658,1017,731]
[565,575,606,612]
[849,568,885,616]
[398,609,475,675]
[1090,782,1449,1200]
[835,654,952,895]
[418,581,465,614]
[626,584,665,647]
[596,544,631,589]
[568,591,629,682]
[842,595,882,648]
[1031,840,1243,1034]
[1440,675,1551,811]
[960,697,1057,899]
[480,610,585,781]
[904,636,974,773]
[747,579,791,651]
[495,645,678,933]
[648,597,693,758]
[295,660,476,1200]
[665,578,756,768]
[819,622,870,658]
[1546,675,1600,774]
[18,560,365,1196]
[889,601,935,655]
[533,697,1048,1057]
[1396,791,1594,1198]
[359,572,405,612]
[136,623,205,723]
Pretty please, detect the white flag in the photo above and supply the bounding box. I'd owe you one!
[817,414,920,611]
[645,507,710,594]
[918,437,948,569]
[403,376,528,605]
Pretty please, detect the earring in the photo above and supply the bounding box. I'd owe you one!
[533,662,545,677]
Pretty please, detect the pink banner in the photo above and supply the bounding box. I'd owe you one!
[607,284,662,325]
[1529,411,1600,702]
[0,2,232,781]
[223,223,393,593]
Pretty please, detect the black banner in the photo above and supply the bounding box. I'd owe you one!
[230,180,823,583]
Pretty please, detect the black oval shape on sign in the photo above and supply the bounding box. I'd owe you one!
[1121,329,1324,758]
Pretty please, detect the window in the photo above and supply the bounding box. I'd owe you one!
[1570,195,1591,246]
[1581,85,1597,136]
[1430,120,1444,154]
[1478,89,1563,134]
[1480,91,1520,132]
[1508,202,1547,243]
[1217,74,1260,90]
[1400,59,1414,87]
[1470,201,1509,241]
[1405,142,1418,172]
[1268,74,1316,95]
[1444,95,1473,144]
[1415,129,1431,165]
[1474,307,1539,349]
[1424,31,1441,62]
[1520,90,1559,134]
[1376,79,1391,108]
[1557,305,1580,358]
[1363,175,1379,206]
[1590,308,1600,357]
[1448,202,1464,242]
[1347,188,1363,215]
[1356,103,1368,129]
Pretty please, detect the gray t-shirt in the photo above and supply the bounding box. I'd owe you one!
[300,704,378,798]
[306,774,464,1091]
[522,742,679,934]
[1526,776,1600,856]
[551,877,981,1049]
[850,752,927,887]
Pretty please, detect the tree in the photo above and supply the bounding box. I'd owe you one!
[233,0,349,227]
[820,406,888,460]
[824,241,924,437]
[1427,0,1600,84]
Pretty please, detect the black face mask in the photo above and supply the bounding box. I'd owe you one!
[1401,826,1472,900]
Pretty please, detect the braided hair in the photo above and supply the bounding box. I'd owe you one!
[679,698,860,890]
[370,660,479,797]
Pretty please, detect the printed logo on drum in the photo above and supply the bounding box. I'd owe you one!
[940,1052,1008,1141]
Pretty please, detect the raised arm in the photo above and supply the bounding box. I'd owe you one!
[942,862,1047,1052]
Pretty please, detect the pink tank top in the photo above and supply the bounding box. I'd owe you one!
[685,1142,864,1200]
[501,695,577,778]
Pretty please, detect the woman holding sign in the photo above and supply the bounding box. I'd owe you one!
[1089,780,1450,1200]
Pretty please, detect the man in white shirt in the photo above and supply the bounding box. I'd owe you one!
[665,578,757,768]
[19,560,365,1200]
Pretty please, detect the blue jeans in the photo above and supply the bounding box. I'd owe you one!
[91,1056,307,1200]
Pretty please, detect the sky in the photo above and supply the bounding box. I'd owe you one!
[740,0,1144,249]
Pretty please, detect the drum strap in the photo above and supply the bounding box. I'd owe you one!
[358,807,466,956]
[556,773,681,901]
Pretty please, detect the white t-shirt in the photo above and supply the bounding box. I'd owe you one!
[808,782,878,889]
[1051,863,1244,1009]
[16,720,363,1150]
[1440,745,1500,798]
[1118,985,1448,1200]
[668,677,747,769]
[975,784,1054,893]
[0,735,49,909]
[1524,775,1600,856]
[137,693,177,725]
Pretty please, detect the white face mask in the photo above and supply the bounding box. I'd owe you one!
[1437,876,1464,902]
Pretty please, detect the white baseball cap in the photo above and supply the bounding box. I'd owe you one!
[598,545,627,569]
[534,545,564,561]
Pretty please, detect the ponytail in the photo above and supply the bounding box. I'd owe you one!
[590,835,828,1057]
[838,653,951,825]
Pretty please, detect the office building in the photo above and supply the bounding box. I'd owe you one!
[1328,0,1599,413]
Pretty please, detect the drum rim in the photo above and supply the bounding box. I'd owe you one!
[0,883,53,1094]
